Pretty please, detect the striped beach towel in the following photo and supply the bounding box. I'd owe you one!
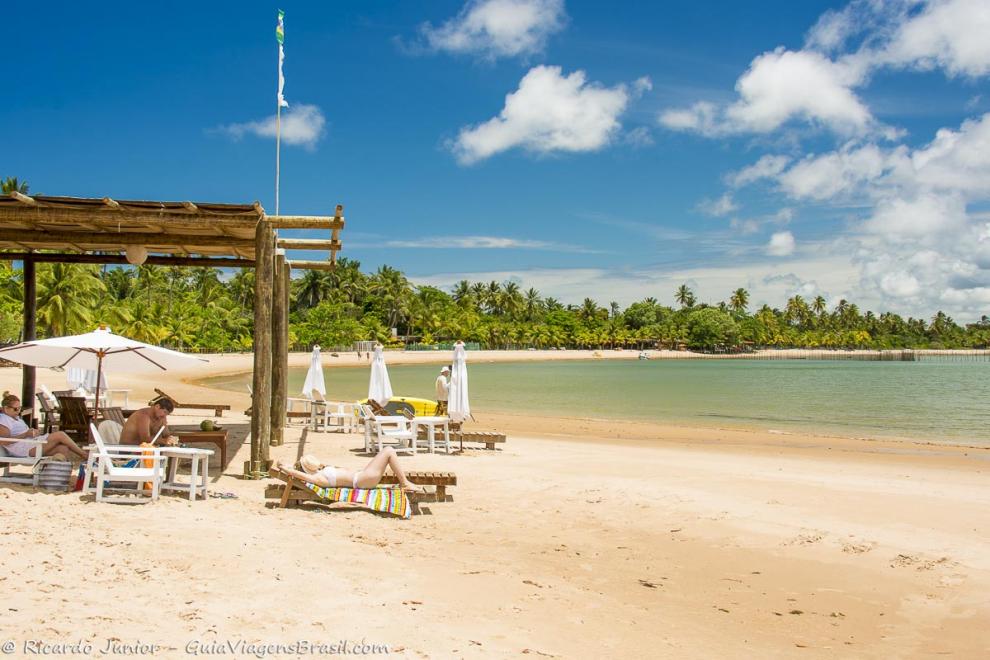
[304,483,411,519]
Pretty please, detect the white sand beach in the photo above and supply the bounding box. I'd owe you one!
[1,352,988,658]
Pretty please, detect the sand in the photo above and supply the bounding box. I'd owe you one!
[1,351,988,658]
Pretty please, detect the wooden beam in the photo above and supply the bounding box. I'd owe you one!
[286,260,336,271]
[266,215,345,230]
[248,219,274,478]
[11,191,36,206]
[275,238,342,250]
[0,228,254,249]
[270,254,288,447]
[0,253,255,267]
[0,207,260,230]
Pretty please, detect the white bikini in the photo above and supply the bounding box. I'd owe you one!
[318,466,362,489]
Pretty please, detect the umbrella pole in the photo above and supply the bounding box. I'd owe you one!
[93,353,104,423]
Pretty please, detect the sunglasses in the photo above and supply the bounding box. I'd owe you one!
[4,405,21,411]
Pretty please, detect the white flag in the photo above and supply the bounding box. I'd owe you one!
[277,10,289,108]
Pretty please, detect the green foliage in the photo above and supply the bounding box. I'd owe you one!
[685,308,739,349]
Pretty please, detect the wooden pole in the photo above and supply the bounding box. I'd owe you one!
[270,252,288,447]
[20,255,36,424]
[247,219,274,478]
[0,253,255,268]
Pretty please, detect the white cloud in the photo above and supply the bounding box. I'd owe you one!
[697,193,738,216]
[660,49,875,137]
[863,193,968,238]
[779,143,892,200]
[451,66,644,164]
[728,154,792,187]
[730,218,761,234]
[419,0,566,59]
[767,231,796,256]
[382,235,598,253]
[215,104,325,150]
[878,0,990,77]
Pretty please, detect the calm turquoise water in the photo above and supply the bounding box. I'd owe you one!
[202,359,990,444]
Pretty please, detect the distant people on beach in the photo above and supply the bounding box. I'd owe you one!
[120,397,178,446]
[0,392,89,460]
[274,447,419,493]
[435,365,450,415]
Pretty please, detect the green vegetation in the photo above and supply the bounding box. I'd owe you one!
[0,261,988,351]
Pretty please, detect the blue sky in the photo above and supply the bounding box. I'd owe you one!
[5,0,990,320]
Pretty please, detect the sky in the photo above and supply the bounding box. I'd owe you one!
[4,0,990,321]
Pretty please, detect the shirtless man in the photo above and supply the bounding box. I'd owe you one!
[120,398,179,446]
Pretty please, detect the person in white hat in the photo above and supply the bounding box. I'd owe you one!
[435,365,451,415]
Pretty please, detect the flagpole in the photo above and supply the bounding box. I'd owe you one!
[276,96,282,217]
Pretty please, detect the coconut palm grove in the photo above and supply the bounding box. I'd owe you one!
[2,177,987,353]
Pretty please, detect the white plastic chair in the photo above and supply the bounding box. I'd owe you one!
[358,405,415,455]
[86,423,166,504]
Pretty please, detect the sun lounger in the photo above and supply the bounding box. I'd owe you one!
[266,466,414,518]
[154,388,231,417]
[0,437,48,486]
[451,429,506,450]
[266,466,457,508]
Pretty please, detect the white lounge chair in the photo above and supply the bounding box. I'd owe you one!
[0,437,48,486]
[85,423,166,504]
[357,404,416,455]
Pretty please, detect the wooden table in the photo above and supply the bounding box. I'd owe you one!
[174,430,228,468]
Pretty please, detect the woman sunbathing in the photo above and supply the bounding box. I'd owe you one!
[273,446,420,493]
[0,392,89,461]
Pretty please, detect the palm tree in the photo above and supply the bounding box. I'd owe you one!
[523,288,542,321]
[675,284,695,309]
[729,288,749,314]
[1,177,29,194]
[36,263,106,335]
[812,295,827,317]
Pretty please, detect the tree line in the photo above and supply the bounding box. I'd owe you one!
[1,259,988,351]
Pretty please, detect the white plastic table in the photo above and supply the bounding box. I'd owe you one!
[160,446,213,501]
[412,416,451,454]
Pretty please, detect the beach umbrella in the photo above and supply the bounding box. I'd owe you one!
[368,344,393,406]
[448,340,470,424]
[0,325,208,416]
[301,345,326,397]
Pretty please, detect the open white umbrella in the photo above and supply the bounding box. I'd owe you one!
[0,325,208,416]
[448,340,470,423]
[368,344,393,406]
[301,345,326,397]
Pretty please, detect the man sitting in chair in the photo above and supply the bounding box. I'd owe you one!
[120,397,179,446]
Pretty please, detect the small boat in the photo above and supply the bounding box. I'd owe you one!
[358,396,438,416]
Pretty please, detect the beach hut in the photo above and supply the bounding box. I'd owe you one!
[0,192,346,478]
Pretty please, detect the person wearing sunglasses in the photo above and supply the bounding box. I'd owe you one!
[0,391,89,460]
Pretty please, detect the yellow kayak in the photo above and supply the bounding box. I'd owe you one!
[358,396,439,416]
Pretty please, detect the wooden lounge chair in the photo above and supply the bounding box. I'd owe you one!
[100,407,127,426]
[447,422,507,451]
[53,394,93,444]
[154,388,231,417]
[36,390,59,434]
[265,466,457,508]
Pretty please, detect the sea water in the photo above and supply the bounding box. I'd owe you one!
[202,359,990,444]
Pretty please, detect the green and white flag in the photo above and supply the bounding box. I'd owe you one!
[276,9,288,108]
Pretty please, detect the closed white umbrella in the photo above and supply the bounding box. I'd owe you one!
[0,325,208,416]
[448,340,470,423]
[301,345,326,397]
[368,344,393,406]
[67,367,106,391]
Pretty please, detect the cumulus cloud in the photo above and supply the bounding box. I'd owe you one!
[451,66,646,164]
[660,48,876,137]
[418,0,566,60]
[697,193,738,216]
[728,154,792,187]
[215,104,325,150]
[767,231,796,256]
[874,0,990,77]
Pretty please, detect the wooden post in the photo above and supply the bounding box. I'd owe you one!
[20,255,36,423]
[270,252,288,447]
[247,219,274,478]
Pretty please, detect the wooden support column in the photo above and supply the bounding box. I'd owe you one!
[270,252,288,447]
[20,255,36,423]
[247,219,274,478]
